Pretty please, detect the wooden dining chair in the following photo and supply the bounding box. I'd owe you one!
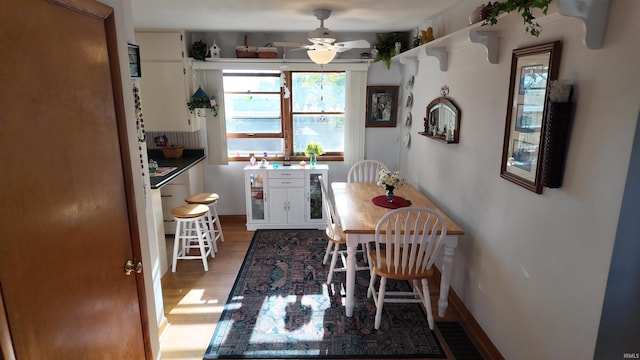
[318,176,368,284]
[367,207,447,330]
[347,159,387,183]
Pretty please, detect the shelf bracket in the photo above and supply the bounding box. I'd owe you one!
[469,30,500,64]
[398,56,418,75]
[558,0,609,49]
[424,47,448,72]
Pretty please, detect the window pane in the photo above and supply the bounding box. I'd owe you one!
[292,72,345,112]
[224,93,281,134]
[293,114,344,155]
[227,138,284,157]
[223,72,281,92]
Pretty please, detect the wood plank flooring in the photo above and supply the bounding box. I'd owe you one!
[159,217,502,359]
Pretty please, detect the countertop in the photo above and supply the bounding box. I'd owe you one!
[148,148,206,189]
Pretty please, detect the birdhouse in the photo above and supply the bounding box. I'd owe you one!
[209,41,221,58]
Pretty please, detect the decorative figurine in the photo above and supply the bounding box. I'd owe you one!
[209,41,221,58]
[420,27,435,45]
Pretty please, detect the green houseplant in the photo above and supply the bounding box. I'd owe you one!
[482,0,552,37]
[373,32,403,70]
[305,143,324,166]
[192,40,208,61]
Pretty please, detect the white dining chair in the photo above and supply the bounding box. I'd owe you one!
[318,176,368,284]
[347,160,387,183]
[367,207,447,330]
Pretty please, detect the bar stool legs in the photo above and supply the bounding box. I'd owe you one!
[185,193,225,251]
[171,204,215,272]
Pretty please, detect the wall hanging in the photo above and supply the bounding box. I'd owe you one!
[419,85,461,143]
[500,41,562,193]
[365,86,399,127]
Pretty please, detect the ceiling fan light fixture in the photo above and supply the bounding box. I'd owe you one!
[307,49,337,65]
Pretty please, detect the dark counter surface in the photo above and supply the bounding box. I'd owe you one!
[148,148,206,189]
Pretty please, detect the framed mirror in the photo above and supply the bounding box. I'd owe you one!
[500,41,562,193]
[419,97,460,143]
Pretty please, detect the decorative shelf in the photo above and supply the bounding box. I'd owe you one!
[558,0,609,49]
[393,0,608,72]
[190,57,372,71]
[418,132,457,144]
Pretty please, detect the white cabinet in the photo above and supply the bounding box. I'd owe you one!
[244,165,328,230]
[135,31,198,132]
[160,162,204,234]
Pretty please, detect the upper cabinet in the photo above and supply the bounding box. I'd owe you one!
[135,31,199,132]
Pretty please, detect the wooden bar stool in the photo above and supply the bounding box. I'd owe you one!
[185,193,225,251]
[171,204,215,272]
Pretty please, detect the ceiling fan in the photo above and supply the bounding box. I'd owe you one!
[273,9,371,65]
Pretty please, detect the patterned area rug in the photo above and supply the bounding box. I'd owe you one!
[203,229,445,359]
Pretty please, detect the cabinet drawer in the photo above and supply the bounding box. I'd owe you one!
[160,184,188,209]
[268,170,304,179]
[269,178,304,187]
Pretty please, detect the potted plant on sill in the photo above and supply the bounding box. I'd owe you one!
[482,0,552,37]
[305,143,324,167]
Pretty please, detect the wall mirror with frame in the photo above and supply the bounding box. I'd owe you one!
[500,41,562,194]
[419,93,461,144]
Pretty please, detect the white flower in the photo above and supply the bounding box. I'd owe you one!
[376,169,407,189]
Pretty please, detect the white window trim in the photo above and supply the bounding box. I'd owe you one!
[193,61,369,165]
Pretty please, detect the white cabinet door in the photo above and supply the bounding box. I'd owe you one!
[269,187,305,225]
[287,187,306,224]
[136,31,197,132]
[245,170,268,226]
[268,188,288,224]
[139,62,193,132]
[305,169,328,224]
[135,32,184,61]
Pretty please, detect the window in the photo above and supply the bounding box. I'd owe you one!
[223,70,345,161]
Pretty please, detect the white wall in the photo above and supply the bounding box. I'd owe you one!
[399,1,639,359]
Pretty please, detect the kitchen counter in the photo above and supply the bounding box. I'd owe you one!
[147,148,206,189]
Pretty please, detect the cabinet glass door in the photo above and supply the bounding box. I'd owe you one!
[249,172,265,220]
[308,173,323,220]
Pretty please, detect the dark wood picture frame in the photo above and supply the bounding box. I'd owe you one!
[128,43,141,79]
[501,41,562,194]
[365,86,399,127]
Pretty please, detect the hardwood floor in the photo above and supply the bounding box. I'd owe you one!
[159,217,502,359]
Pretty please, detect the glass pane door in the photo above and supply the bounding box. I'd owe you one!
[308,173,323,220]
[249,172,265,220]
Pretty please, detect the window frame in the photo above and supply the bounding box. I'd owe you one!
[225,70,345,162]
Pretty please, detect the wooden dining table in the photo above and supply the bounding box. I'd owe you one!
[330,182,465,318]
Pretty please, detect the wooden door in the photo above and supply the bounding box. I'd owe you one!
[0,1,150,359]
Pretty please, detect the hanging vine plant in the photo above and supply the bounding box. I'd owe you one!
[482,0,552,37]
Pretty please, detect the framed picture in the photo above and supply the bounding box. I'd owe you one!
[128,43,141,79]
[514,104,544,133]
[500,41,562,194]
[518,64,547,94]
[365,86,399,127]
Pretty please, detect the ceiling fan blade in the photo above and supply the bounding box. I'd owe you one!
[333,40,371,49]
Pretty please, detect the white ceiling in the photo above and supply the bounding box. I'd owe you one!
[131,0,466,33]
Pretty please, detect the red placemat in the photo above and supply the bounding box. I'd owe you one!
[371,195,411,209]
